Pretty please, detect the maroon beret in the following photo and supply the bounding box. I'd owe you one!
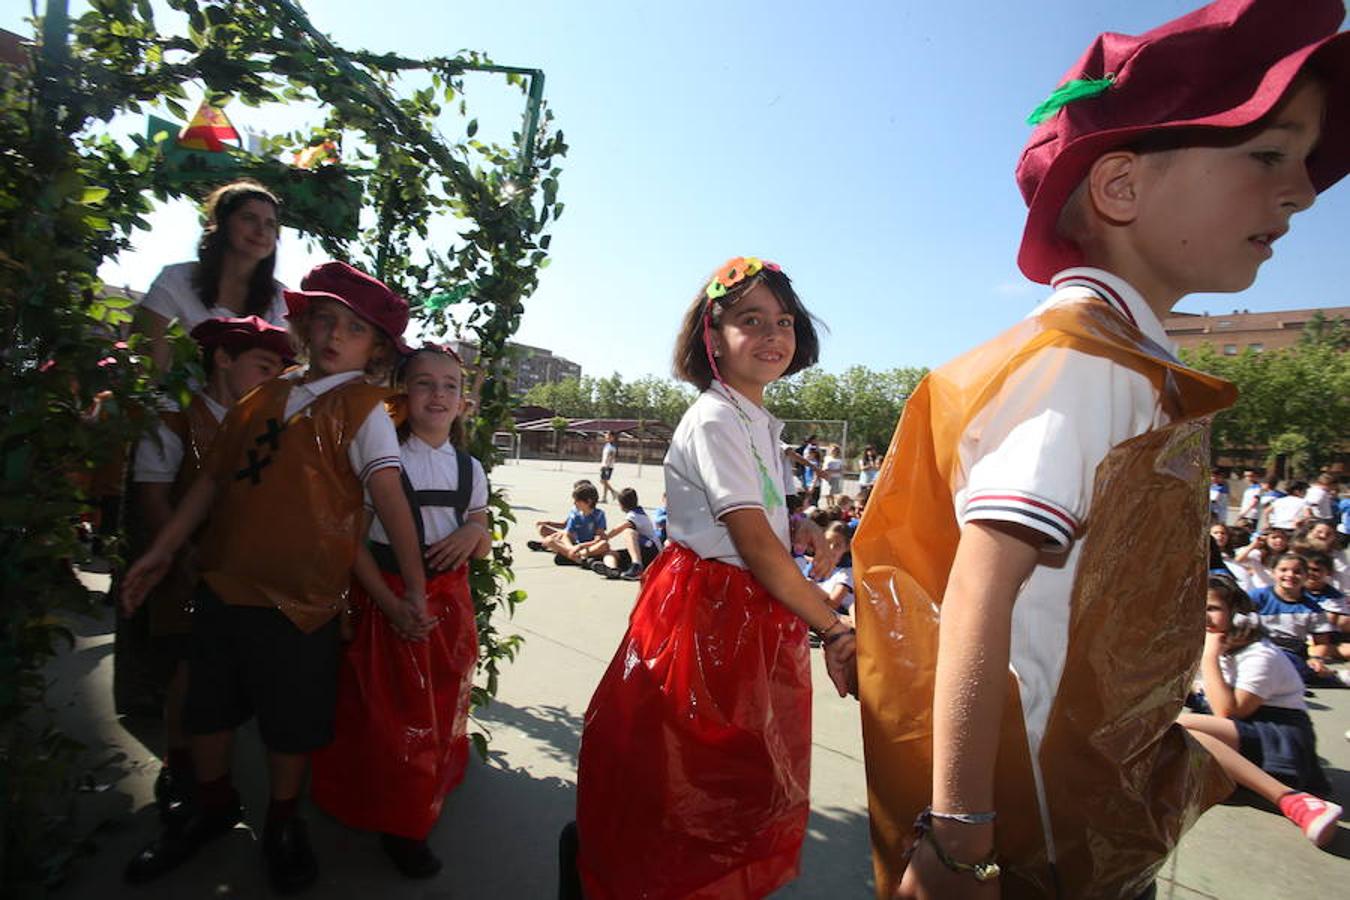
[283,261,411,354]
[190,315,295,365]
[1017,0,1350,283]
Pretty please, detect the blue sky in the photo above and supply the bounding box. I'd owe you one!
[8,0,1349,380]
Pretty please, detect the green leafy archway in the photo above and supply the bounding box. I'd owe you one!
[2,0,563,889]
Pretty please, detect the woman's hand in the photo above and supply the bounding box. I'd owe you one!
[120,548,173,616]
[1203,629,1227,657]
[425,524,484,572]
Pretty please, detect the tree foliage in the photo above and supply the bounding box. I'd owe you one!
[523,364,926,453]
[2,1,563,890]
[1180,318,1349,472]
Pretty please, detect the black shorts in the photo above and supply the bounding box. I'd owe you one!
[613,543,660,569]
[600,466,614,482]
[184,584,340,754]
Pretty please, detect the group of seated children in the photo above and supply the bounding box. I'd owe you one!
[787,494,866,645]
[529,481,665,581]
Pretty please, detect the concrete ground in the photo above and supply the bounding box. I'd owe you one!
[49,457,1350,898]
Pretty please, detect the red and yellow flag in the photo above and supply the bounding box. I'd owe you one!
[292,140,339,169]
[177,101,239,153]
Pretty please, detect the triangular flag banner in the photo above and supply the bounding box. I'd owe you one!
[178,101,240,152]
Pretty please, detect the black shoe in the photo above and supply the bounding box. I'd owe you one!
[528,540,547,552]
[380,833,443,879]
[124,803,242,884]
[554,555,579,566]
[558,820,583,900]
[619,564,643,582]
[263,817,318,894]
[153,767,195,827]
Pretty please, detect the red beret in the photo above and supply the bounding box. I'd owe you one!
[283,261,411,353]
[1016,0,1350,283]
[189,315,295,364]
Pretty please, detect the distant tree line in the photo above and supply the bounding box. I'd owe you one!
[521,365,929,452]
[1180,311,1348,473]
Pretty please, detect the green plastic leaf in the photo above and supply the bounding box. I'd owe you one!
[1026,75,1114,126]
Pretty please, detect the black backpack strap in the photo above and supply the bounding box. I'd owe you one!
[403,447,474,528]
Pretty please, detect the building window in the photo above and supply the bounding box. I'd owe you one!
[1249,342,1264,353]
[1223,344,1238,355]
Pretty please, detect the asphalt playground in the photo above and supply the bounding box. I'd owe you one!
[51,457,1350,898]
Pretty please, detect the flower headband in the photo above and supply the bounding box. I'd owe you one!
[704,256,781,301]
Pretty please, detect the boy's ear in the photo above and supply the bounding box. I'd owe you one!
[1086,150,1144,225]
[213,346,234,372]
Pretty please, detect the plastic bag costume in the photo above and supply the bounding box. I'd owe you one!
[851,298,1237,898]
[311,452,480,840]
[576,542,812,899]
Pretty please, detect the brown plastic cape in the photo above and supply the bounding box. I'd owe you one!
[852,298,1237,899]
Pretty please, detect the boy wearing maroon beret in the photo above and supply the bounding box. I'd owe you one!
[120,263,425,894]
[851,2,1350,898]
[129,315,293,825]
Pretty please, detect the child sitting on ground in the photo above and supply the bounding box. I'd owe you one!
[1303,549,1349,661]
[531,479,595,542]
[532,482,606,566]
[1249,552,1350,688]
[1180,575,1340,846]
[800,522,855,641]
[586,488,664,581]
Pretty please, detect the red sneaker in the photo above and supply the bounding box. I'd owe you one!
[1278,792,1343,847]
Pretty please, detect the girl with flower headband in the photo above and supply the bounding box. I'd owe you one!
[568,257,857,900]
[310,343,492,879]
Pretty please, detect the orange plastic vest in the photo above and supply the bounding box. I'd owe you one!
[852,299,1237,899]
[198,375,390,633]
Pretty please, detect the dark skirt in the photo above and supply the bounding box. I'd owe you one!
[1234,705,1331,796]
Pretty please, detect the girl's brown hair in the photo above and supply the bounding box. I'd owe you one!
[194,180,281,316]
[1207,573,1263,645]
[394,346,467,448]
[672,265,821,390]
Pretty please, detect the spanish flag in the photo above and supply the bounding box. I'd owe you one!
[177,101,240,153]
[293,140,339,169]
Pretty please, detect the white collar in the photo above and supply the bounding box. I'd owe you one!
[405,434,456,455]
[200,392,229,422]
[709,381,781,432]
[284,367,366,395]
[1047,267,1175,353]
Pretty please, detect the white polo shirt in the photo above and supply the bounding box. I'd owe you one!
[280,368,401,483]
[132,392,228,483]
[953,267,1173,767]
[367,435,488,545]
[139,261,288,331]
[664,383,793,568]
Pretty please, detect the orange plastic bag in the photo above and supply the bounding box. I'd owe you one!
[577,543,812,900]
[310,565,477,839]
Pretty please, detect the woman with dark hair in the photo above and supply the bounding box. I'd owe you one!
[134,180,288,372]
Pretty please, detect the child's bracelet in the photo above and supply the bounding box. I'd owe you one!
[930,809,997,825]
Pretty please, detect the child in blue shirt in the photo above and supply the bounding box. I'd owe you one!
[1249,552,1349,688]
[538,482,607,566]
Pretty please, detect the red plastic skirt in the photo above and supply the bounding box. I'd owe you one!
[576,542,813,900]
[310,565,477,840]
